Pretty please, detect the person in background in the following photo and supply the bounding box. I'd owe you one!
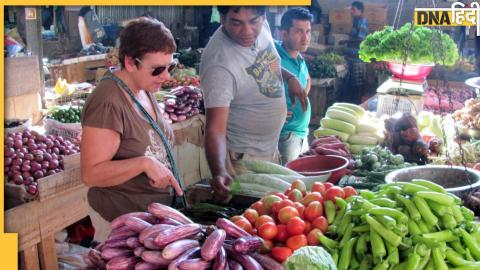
[200,6,307,202]
[81,18,183,242]
[275,7,313,165]
[340,1,369,104]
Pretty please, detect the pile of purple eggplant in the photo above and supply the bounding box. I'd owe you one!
[162,86,204,124]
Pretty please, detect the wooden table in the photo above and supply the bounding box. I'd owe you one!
[5,185,88,270]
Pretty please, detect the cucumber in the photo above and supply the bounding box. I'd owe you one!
[356,123,379,133]
[349,144,375,155]
[321,117,356,134]
[326,108,359,125]
[348,134,378,145]
[333,102,366,118]
[239,159,302,176]
[231,181,284,194]
[329,105,359,118]
[314,127,350,142]
[234,173,291,191]
[266,173,331,184]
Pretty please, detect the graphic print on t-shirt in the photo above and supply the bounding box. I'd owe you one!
[246,44,283,98]
[144,129,172,170]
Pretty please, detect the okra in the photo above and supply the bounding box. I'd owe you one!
[396,194,421,221]
[325,200,336,224]
[366,215,402,247]
[413,196,438,228]
[337,237,357,270]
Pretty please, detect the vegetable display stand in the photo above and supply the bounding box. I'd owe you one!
[5,153,82,209]
[5,184,89,270]
[47,54,107,83]
[172,114,212,187]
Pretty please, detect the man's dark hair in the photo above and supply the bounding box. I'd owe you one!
[352,1,364,12]
[118,17,176,68]
[217,6,266,16]
[280,7,313,31]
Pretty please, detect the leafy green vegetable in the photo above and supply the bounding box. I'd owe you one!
[307,52,345,79]
[359,23,459,66]
[285,246,338,270]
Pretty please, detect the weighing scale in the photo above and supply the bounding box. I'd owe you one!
[465,76,480,97]
[376,77,428,95]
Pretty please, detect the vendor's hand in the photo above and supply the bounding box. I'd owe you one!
[287,77,307,112]
[210,174,233,203]
[144,156,183,196]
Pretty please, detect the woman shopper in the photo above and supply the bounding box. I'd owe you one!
[80,17,184,241]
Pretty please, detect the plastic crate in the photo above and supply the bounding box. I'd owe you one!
[376,93,424,117]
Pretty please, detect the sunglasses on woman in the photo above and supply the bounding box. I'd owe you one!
[135,57,178,76]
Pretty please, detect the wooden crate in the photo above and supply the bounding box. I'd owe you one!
[5,153,82,208]
[48,55,106,83]
[37,153,82,201]
[5,185,88,270]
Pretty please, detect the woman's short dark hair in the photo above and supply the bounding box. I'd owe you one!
[118,17,176,68]
[280,7,313,31]
[217,6,266,16]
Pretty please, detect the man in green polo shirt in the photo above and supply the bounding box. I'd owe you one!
[275,7,313,165]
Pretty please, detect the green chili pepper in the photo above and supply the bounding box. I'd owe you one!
[441,213,457,230]
[450,240,467,255]
[422,230,455,242]
[396,194,421,221]
[338,213,352,237]
[339,223,354,248]
[386,242,399,265]
[374,215,397,230]
[445,248,480,267]
[451,205,465,223]
[432,247,449,270]
[366,215,402,247]
[403,183,430,194]
[411,179,446,193]
[355,233,368,257]
[418,249,431,269]
[427,200,449,216]
[318,233,338,250]
[413,196,438,228]
[460,228,480,260]
[325,200,336,224]
[408,219,422,235]
[353,224,370,233]
[370,198,397,208]
[372,260,389,270]
[338,237,357,270]
[405,253,421,270]
[358,255,372,270]
[416,191,454,206]
[368,207,408,224]
[370,225,386,263]
[461,206,475,221]
[360,190,375,200]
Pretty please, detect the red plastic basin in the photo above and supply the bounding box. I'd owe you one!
[387,62,433,81]
[285,155,349,184]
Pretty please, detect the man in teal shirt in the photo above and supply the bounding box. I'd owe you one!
[275,7,313,164]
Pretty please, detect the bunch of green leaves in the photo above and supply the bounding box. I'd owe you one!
[359,23,459,66]
[307,52,344,78]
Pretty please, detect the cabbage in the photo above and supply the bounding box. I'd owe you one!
[285,246,337,270]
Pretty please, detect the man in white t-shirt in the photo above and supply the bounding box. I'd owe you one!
[200,6,307,202]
